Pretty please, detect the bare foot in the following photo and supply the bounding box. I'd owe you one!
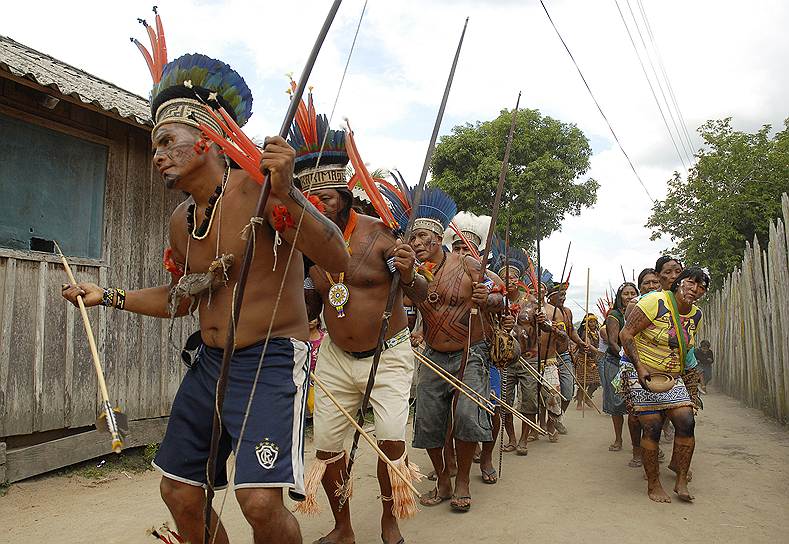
[674,481,695,502]
[575,402,584,410]
[381,515,403,544]
[314,526,355,544]
[647,480,671,503]
[668,464,693,482]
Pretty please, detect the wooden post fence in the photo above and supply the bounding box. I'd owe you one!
[703,193,789,423]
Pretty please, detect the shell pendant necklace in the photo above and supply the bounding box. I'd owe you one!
[325,210,358,318]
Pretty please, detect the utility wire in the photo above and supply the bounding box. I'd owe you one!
[624,0,694,164]
[636,0,696,155]
[537,0,655,203]
[614,0,688,170]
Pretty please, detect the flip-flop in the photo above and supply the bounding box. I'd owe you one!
[516,444,528,456]
[450,495,472,512]
[473,452,481,463]
[313,538,354,544]
[628,457,643,468]
[419,487,451,507]
[480,467,498,484]
[381,536,405,544]
[501,444,517,453]
[609,443,623,451]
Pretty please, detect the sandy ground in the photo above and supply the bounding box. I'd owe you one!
[1,390,788,544]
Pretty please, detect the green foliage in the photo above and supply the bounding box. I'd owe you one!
[647,118,789,287]
[430,107,599,247]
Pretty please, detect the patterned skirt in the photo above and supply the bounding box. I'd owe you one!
[617,362,694,413]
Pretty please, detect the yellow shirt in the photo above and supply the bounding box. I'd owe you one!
[634,290,703,373]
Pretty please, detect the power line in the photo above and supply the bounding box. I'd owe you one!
[614,0,689,170]
[624,0,694,164]
[636,0,696,155]
[536,0,655,203]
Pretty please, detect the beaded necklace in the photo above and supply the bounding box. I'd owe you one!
[425,250,448,305]
[186,166,230,240]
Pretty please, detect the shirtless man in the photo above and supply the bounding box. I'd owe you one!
[298,117,427,544]
[63,55,348,543]
[410,192,504,512]
[546,283,592,433]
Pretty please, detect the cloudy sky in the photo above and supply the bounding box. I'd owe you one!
[4,0,787,314]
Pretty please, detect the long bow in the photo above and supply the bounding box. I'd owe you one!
[202,2,345,541]
[452,91,521,416]
[343,16,471,488]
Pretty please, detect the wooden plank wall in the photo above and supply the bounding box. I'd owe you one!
[703,193,789,424]
[0,76,193,443]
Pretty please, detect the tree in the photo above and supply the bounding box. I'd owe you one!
[430,107,599,248]
[647,117,789,287]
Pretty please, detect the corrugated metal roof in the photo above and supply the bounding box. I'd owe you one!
[0,35,152,127]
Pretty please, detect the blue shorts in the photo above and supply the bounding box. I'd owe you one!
[489,365,501,406]
[153,337,310,500]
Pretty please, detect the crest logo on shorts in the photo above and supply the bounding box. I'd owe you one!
[255,438,279,469]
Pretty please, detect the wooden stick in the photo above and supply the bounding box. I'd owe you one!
[518,357,569,401]
[54,242,123,453]
[310,373,420,497]
[583,267,590,419]
[414,351,546,434]
[413,351,495,416]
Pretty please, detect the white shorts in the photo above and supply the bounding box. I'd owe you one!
[312,332,414,452]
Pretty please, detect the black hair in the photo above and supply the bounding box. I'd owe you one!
[655,255,683,274]
[637,267,657,287]
[670,266,710,292]
[700,340,710,348]
[614,282,639,311]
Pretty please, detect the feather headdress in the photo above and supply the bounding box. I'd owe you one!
[489,236,528,278]
[443,212,490,252]
[131,7,254,133]
[380,184,456,238]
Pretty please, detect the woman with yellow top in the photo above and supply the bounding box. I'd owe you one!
[619,267,709,504]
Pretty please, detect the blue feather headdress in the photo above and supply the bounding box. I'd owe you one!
[490,236,527,278]
[151,53,253,127]
[379,184,456,238]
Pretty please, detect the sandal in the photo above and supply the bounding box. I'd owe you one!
[419,487,451,507]
[450,495,472,512]
[480,467,498,484]
[502,443,517,453]
[516,444,528,456]
[628,457,643,468]
[609,443,623,452]
[473,452,481,464]
[548,431,559,443]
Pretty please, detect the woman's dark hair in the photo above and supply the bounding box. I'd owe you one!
[637,267,657,287]
[614,282,639,311]
[670,266,710,292]
[655,255,683,274]
[700,340,710,348]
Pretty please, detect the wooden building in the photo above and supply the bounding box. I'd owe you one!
[0,35,192,483]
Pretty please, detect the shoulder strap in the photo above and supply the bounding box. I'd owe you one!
[665,290,688,372]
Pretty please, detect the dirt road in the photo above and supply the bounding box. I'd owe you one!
[1,390,788,543]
